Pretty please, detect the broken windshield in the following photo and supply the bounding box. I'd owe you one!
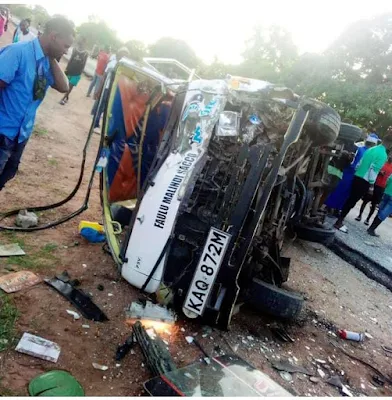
[144,355,291,397]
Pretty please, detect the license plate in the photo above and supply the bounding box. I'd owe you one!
[183,227,231,316]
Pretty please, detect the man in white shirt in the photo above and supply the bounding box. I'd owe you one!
[13,19,36,43]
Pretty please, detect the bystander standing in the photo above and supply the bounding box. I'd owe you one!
[0,17,74,191]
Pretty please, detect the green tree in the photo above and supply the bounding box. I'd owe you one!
[125,40,147,61]
[239,25,298,82]
[289,14,392,134]
[8,4,32,20]
[76,21,121,52]
[326,13,392,84]
[31,4,50,26]
[149,37,199,68]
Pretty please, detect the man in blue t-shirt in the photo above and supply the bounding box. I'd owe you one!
[0,17,74,191]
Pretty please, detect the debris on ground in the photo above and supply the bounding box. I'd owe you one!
[15,333,61,363]
[115,334,135,361]
[132,321,176,376]
[78,221,106,243]
[326,375,343,389]
[381,345,392,354]
[55,271,80,287]
[0,243,25,257]
[309,377,321,383]
[271,358,312,375]
[97,284,104,291]
[185,336,210,358]
[92,363,109,371]
[126,300,176,325]
[15,210,38,228]
[0,271,41,293]
[330,340,392,385]
[341,384,353,397]
[66,310,81,320]
[317,368,326,378]
[28,370,84,396]
[364,332,374,339]
[144,354,292,397]
[45,275,108,322]
[185,336,193,344]
[270,325,295,343]
[372,375,385,386]
[279,371,293,382]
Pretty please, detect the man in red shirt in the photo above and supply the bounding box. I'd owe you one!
[86,45,110,97]
[356,155,392,225]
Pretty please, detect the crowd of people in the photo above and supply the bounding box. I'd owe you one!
[325,132,392,237]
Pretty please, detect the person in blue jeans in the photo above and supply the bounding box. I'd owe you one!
[367,174,392,237]
[0,17,74,191]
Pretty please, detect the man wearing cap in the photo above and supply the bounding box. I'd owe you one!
[334,133,392,232]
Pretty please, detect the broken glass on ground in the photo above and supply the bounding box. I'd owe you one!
[144,354,292,397]
[0,271,41,293]
[126,300,176,325]
[15,333,60,363]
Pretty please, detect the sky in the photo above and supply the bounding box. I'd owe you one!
[20,0,392,64]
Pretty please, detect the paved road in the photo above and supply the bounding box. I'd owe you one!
[330,203,392,275]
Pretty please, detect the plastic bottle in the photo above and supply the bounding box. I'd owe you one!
[338,329,364,342]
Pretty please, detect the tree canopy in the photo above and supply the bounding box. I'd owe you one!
[7,4,392,133]
[149,37,199,68]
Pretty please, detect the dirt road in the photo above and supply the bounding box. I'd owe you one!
[1,29,392,397]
